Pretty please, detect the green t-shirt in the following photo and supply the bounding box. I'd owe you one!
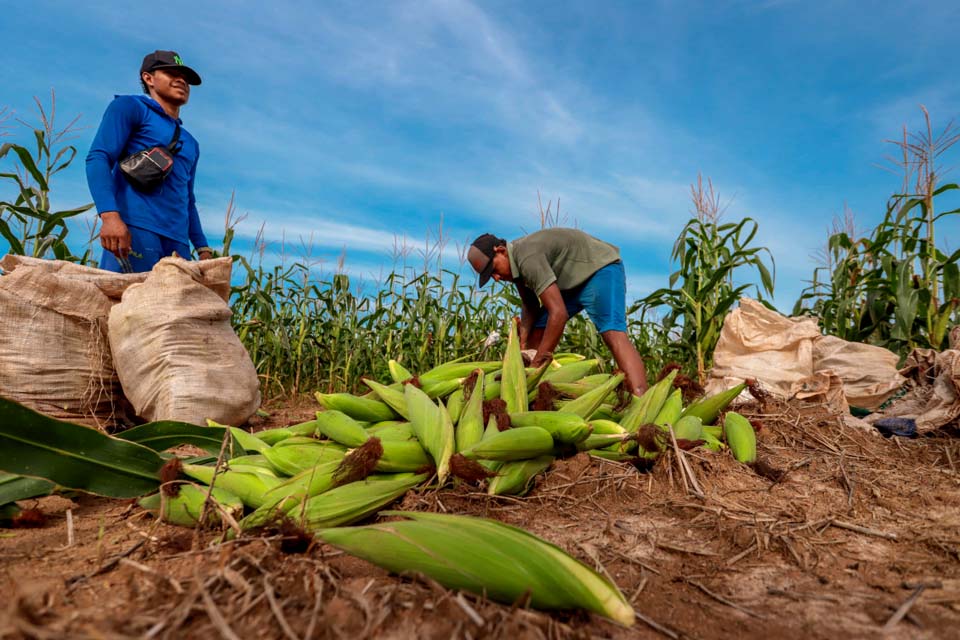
[507,228,621,296]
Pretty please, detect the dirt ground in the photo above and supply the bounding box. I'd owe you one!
[2,396,960,639]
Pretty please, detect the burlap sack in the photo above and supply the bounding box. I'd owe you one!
[0,255,147,428]
[108,257,260,425]
[813,335,905,409]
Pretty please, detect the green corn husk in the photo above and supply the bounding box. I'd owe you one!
[500,320,528,414]
[561,373,625,419]
[239,459,350,530]
[525,363,550,392]
[487,455,553,496]
[404,383,455,483]
[588,404,621,422]
[272,436,326,447]
[363,379,411,419]
[288,420,320,437]
[300,473,427,530]
[546,380,603,399]
[680,382,747,425]
[653,388,684,428]
[367,421,416,441]
[316,511,634,625]
[446,389,465,425]
[456,370,486,453]
[139,482,244,528]
[483,379,502,401]
[316,392,399,423]
[703,425,722,439]
[376,440,432,472]
[460,427,554,461]
[673,415,704,441]
[619,370,678,433]
[420,361,501,385]
[254,427,295,446]
[541,358,600,383]
[181,464,284,509]
[588,449,639,462]
[723,411,757,463]
[388,359,414,384]
[507,411,590,445]
[552,352,586,364]
[702,430,724,452]
[227,463,281,478]
[419,378,465,399]
[226,426,269,454]
[578,433,630,451]
[225,454,273,471]
[262,443,347,476]
[316,410,370,448]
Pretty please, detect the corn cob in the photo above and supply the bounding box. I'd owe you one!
[273,435,334,447]
[483,379,502,401]
[653,388,683,428]
[225,454,274,472]
[300,473,427,530]
[404,383,455,483]
[703,425,722,439]
[388,359,414,384]
[500,319,528,414]
[541,358,600,383]
[227,462,281,478]
[419,361,501,385]
[588,449,639,462]
[316,511,634,625]
[456,370,486,453]
[181,464,284,509]
[446,388,465,425]
[618,369,678,433]
[588,404,622,421]
[723,411,757,463]
[239,459,354,530]
[221,424,269,454]
[507,411,590,444]
[459,427,554,461]
[315,392,398,422]
[673,415,704,441]
[315,410,370,447]
[487,455,553,496]
[254,427,295,446]
[561,373,625,419]
[139,482,244,528]
[701,430,724,452]
[680,382,747,425]
[376,440,432,472]
[552,352,586,364]
[287,419,320,437]
[525,363,550,392]
[262,443,346,476]
[419,377,465,399]
[363,379,411,419]
[367,421,416,441]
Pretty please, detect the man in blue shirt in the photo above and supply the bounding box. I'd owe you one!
[86,50,213,272]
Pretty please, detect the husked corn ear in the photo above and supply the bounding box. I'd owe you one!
[500,319,528,414]
[619,369,678,433]
[561,373,625,419]
[388,359,414,384]
[363,379,411,419]
[673,415,704,441]
[300,473,427,530]
[262,443,346,476]
[487,455,553,496]
[139,483,244,528]
[541,358,600,383]
[181,464,284,509]
[420,361,501,385]
[460,427,554,461]
[376,440,432,473]
[316,511,635,625]
[315,392,399,422]
[680,382,746,425]
[723,411,757,463]
[404,383,455,483]
[367,421,416,441]
[456,370,486,453]
[507,411,590,444]
[315,410,370,447]
[653,388,683,428]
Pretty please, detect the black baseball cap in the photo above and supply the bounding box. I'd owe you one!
[140,50,202,85]
[468,233,506,287]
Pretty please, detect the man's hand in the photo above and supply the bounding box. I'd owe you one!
[198,250,214,260]
[99,211,131,258]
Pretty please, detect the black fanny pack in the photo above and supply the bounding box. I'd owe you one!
[119,122,182,192]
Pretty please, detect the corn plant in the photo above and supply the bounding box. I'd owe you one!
[0,91,94,262]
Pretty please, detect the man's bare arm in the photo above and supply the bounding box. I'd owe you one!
[532,283,568,366]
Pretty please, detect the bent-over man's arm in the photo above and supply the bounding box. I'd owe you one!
[531,283,568,367]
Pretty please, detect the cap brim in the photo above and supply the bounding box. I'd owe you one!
[150,64,202,85]
[477,260,494,288]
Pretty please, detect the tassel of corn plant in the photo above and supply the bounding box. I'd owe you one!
[139,482,244,528]
[680,382,747,425]
[404,383,455,483]
[363,379,411,419]
[561,373,625,419]
[458,427,554,461]
[507,411,591,445]
[456,370,486,453]
[316,392,399,423]
[723,411,757,463]
[316,511,635,625]
[181,464,285,509]
[487,455,553,496]
[300,473,427,530]
[500,319,528,414]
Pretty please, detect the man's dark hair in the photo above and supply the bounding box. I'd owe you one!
[140,72,150,95]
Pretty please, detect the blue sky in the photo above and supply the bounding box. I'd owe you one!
[1,0,958,310]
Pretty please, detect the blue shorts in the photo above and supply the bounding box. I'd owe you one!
[99,225,192,273]
[534,261,628,333]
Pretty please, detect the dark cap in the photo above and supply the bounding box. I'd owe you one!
[140,50,202,85]
[468,233,506,287]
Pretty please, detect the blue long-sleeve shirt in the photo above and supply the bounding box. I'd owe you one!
[85,94,209,250]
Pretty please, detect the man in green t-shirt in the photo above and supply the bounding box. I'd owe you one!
[468,228,649,395]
